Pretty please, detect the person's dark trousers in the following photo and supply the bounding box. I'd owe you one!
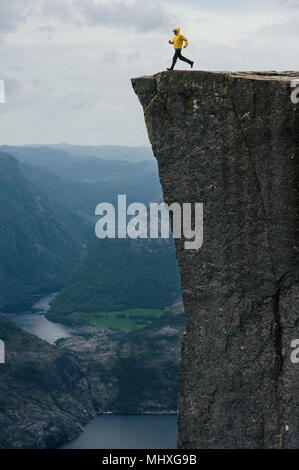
[170,48,193,69]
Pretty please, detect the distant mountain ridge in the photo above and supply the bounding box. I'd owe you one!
[0,145,161,219]
[0,144,154,163]
[0,145,81,171]
[44,144,154,162]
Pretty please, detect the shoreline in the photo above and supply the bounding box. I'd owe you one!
[1,288,61,314]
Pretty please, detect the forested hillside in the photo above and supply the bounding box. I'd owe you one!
[0,152,87,308]
[47,237,181,329]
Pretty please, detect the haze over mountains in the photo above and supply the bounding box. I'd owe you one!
[49,144,154,162]
[0,145,160,220]
[0,144,181,325]
[0,144,154,164]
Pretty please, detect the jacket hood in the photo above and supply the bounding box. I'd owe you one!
[173,27,180,34]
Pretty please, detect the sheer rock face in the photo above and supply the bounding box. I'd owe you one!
[132,71,299,449]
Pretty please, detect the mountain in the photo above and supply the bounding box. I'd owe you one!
[0,145,154,171]
[0,147,168,315]
[0,145,161,220]
[0,145,80,172]
[0,314,95,449]
[47,144,154,162]
[47,157,157,181]
[19,158,162,218]
[47,237,182,329]
[0,152,87,309]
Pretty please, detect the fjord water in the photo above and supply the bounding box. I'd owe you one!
[3,292,72,344]
[61,414,177,449]
[4,292,178,449]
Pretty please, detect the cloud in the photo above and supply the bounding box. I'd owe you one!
[0,0,173,37]
[72,0,173,32]
[0,0,29,34]
[40,0,173,32]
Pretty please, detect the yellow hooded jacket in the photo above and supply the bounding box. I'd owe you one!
[169,28,188,49]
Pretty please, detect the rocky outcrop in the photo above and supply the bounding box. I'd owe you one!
[132,71,299,448]
[0,314,96,449]
[57,300,185,414]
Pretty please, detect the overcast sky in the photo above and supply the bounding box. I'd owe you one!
[0,0,298,146]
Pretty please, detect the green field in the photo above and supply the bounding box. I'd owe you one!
[64,308,164,332]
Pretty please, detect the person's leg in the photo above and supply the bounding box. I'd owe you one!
[169,49,180,70]
[177,49,193,67]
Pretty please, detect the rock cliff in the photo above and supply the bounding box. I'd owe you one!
[57,300,185,415]
[0,314,96,448]
[132,71,299,448]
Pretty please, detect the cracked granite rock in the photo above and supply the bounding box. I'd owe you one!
[132,71,299,448]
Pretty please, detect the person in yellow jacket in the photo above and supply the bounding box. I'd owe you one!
[167,27,194,70]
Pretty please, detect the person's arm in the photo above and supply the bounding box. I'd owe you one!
[181,35,188,48]
[169,39,174,44]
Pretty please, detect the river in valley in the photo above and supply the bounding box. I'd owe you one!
[4,292,177,449]
[3,292,72,344]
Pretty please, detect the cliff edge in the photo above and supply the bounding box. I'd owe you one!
[132,71,299,448]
